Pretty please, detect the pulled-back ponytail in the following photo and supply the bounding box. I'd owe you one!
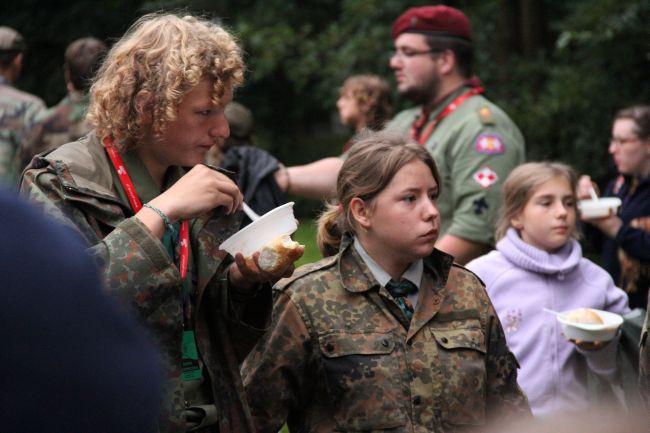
[316,129,439,256]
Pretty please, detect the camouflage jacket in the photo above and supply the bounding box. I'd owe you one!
[27,91,91,163]
[20,133,271,433]
[0,76,45,185]
[640,298,650,413]
[242,238,530,433]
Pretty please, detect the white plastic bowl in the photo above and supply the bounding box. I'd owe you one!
[556,308,623,342]
[578,197,622,219]
[219,202,297,257]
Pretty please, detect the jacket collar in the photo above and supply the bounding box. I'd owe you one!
[37,132,125,205]
[338,233,454,293]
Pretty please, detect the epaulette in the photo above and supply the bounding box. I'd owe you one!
[451,262,487,288]
[477,106,495,126]
[275,255,338,292]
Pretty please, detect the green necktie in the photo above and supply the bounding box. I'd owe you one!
[385,279,417,320]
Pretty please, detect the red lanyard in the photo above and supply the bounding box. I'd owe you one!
[103,137,189,280]
[410,86,484,144]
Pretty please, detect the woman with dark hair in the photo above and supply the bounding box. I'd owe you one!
[578,105,650,309]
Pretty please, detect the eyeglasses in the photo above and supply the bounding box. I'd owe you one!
[610,136,640,147]
[389,48,443,60]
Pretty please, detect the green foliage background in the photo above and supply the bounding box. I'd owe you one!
[3,0,649,211]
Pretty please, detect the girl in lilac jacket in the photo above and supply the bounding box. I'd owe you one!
[467,162,630,417]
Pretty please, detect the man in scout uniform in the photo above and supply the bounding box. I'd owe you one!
[0,26,45,185]
[27,37,107,161]
[388,5,526,264]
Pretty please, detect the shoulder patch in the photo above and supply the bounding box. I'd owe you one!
[473,166,498,189]
[474,133,505,155]
[477,106,494,125]
[275,255,338,292]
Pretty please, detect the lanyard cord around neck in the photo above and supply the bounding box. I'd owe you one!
[103,136,189,280]
[410,85,484,145]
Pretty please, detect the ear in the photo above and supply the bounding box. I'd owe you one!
[349,197,372,230]
[437,49,456,76]
[510,213,524,230]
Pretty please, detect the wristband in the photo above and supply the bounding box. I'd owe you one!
[143,203,175,235]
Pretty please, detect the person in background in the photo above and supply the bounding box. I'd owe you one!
[0,26,45,185]
[25,37,108,164]
[242,130,530,433]
[273,74,393,199]
[20,13,300,433]
[578,105,650,310]
[0,189,162,433]
[387,5,526,264]
[206,102,286,225]
[467,162,630,416]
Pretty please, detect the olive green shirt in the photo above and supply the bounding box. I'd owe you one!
[388,86,525,245]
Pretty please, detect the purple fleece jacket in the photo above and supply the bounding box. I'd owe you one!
[466,228,630,416]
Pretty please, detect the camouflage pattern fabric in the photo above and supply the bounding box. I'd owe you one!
[27,91,91,162]
[242,236,531,433]
[20,132,271,433]
[0,77,45,185]
[640,296,650,413]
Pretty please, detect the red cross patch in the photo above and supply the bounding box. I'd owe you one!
[475,133,505,154]
[473,166,498,188]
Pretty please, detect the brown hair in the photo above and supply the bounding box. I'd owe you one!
[614,105,650,140]
[424,34,473,78]
[87,13,244,151]
[339,75,393,130]
[65,37,108,93]
[495,161,578,241]
[317,130,440,256]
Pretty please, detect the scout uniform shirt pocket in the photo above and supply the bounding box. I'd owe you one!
[431,325,487,426]
[318,331,407,431]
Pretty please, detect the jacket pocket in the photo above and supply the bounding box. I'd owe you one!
[431,326,487,426]
[319,331,407,431]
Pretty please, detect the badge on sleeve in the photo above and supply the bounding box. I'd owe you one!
[473,166,498,188]
[475,133,505,155]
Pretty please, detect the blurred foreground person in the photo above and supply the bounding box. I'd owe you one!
[0,26,45,185]
[26,37,108,162]
[578,105,650,310]
[274,74,392,199]
[388,5,525,264]
[0,190,162,433]
[242,131,530,433]
[485,405,647,433]
[21,13,299,432]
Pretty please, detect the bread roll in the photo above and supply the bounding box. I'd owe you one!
[565,308,603,325]
[257,234,303,273]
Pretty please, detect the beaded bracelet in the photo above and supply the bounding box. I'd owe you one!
[143,203,175,235]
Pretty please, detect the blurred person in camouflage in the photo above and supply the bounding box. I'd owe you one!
[641,298,650,413]
[388,5,526,264]
[20,13,301,433]
[0,26,45,186]
[25,37,107,164]
[242,131,530,433]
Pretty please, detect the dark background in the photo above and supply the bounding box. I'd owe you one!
[3,0,649,216]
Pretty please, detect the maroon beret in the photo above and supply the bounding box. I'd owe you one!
[392,5,472,41]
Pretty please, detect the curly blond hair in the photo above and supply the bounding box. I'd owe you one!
[88,13,244,151]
